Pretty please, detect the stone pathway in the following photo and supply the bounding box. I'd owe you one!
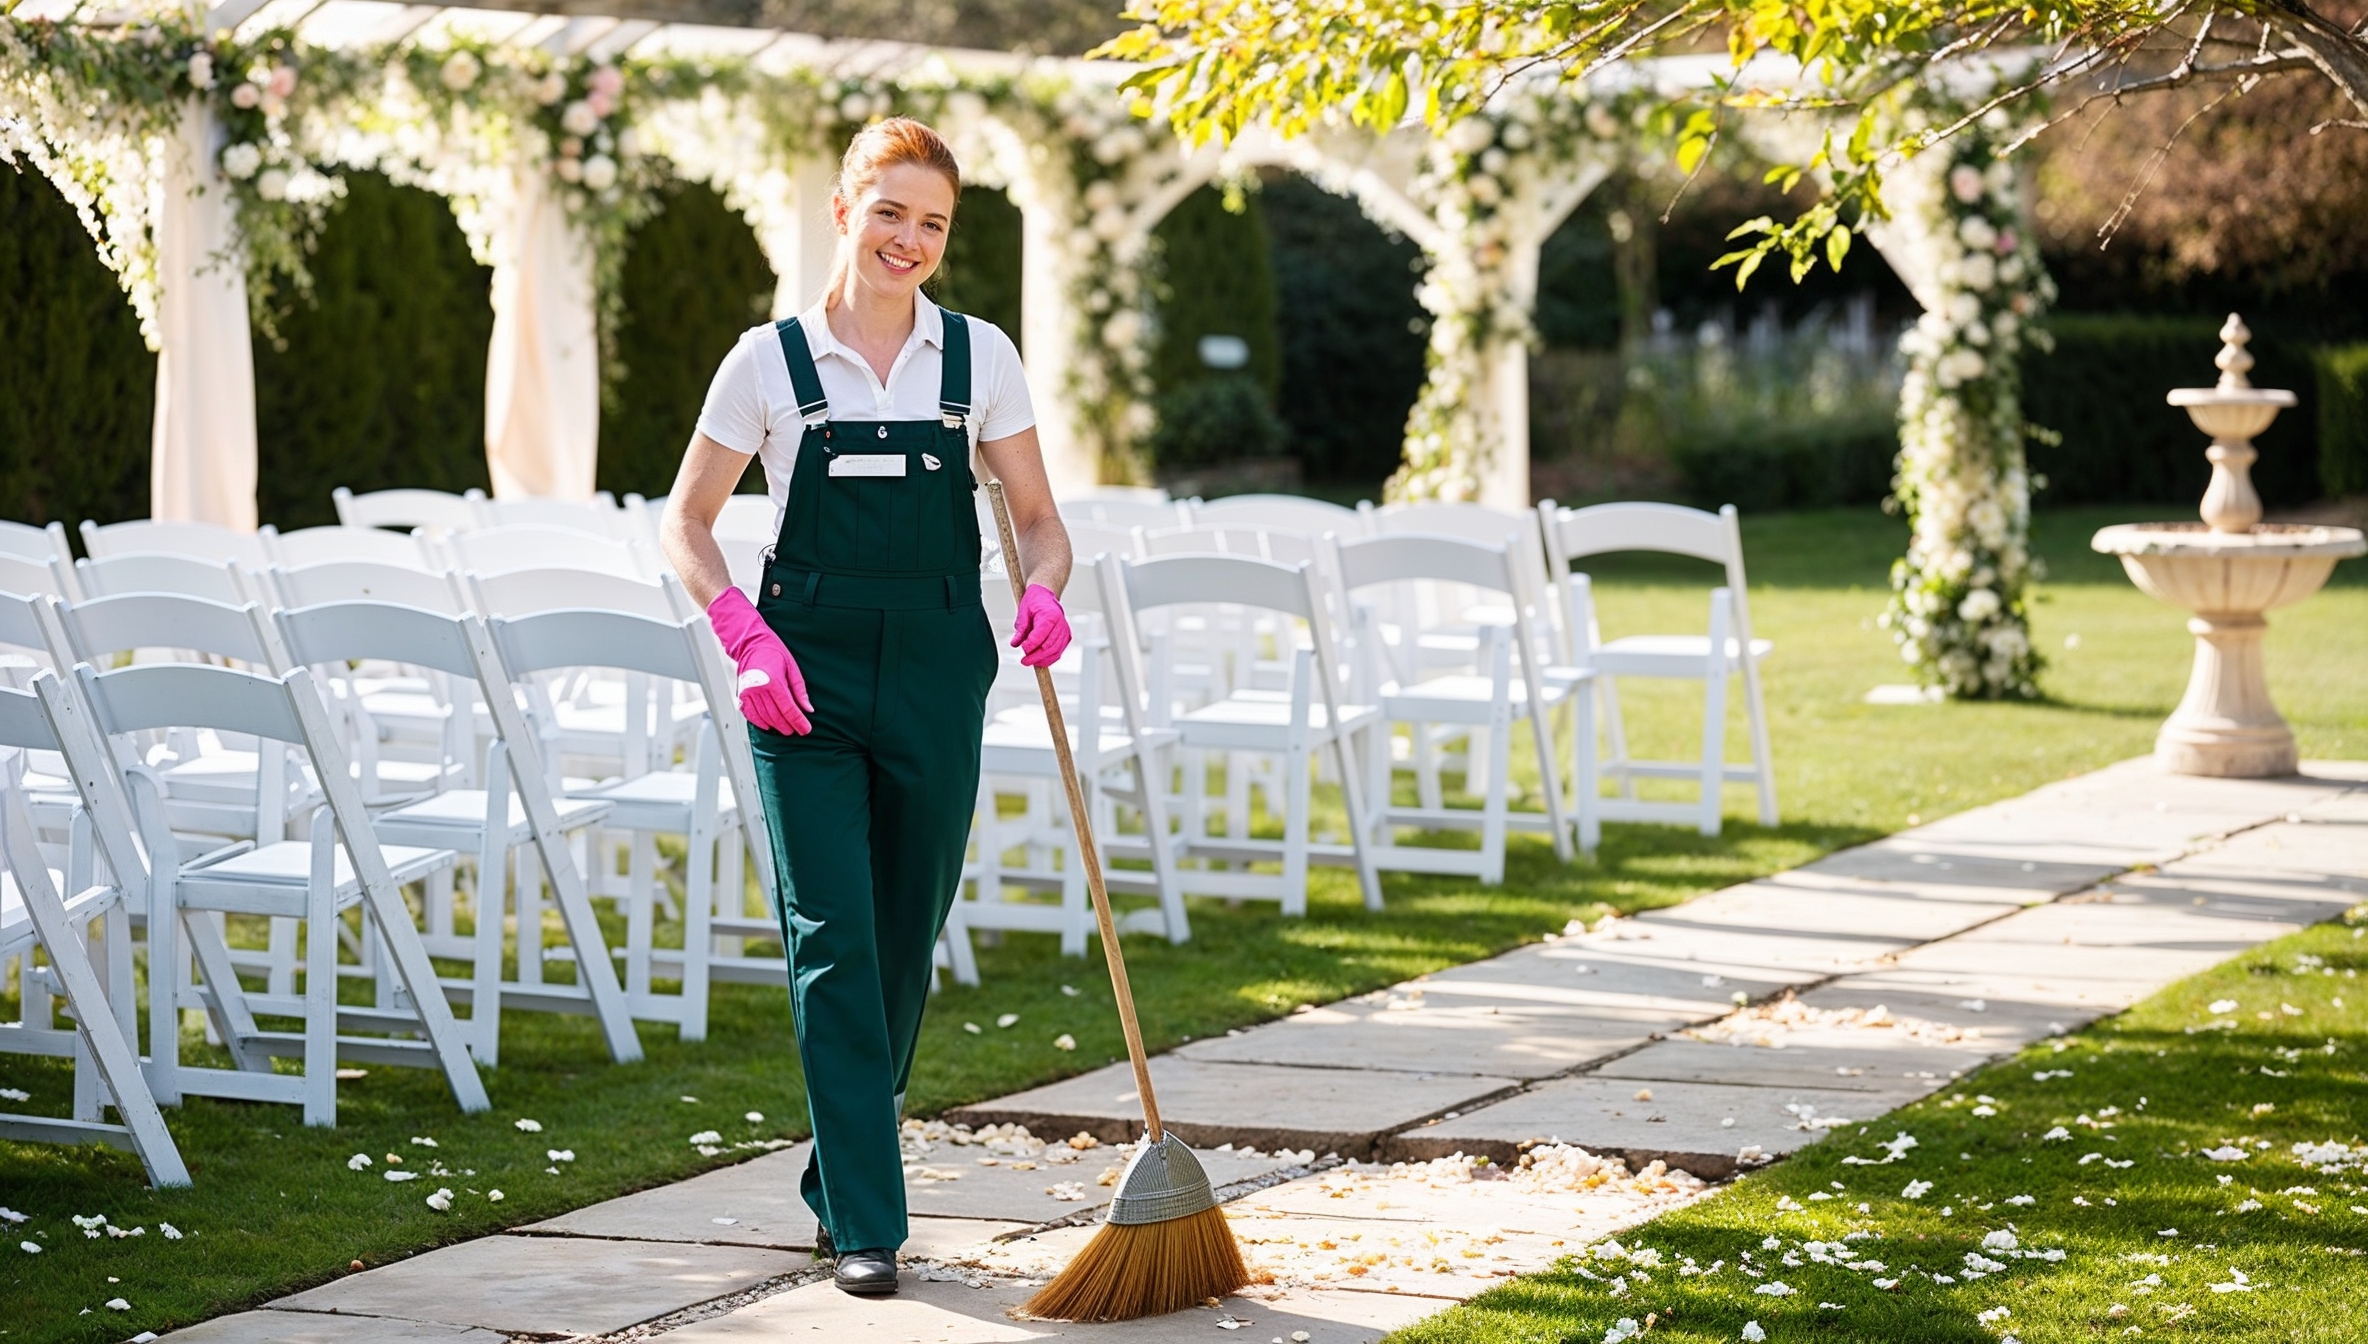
[164,758,2368,1344]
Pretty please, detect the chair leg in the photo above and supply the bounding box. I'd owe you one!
[1742,654,1779,827]
[682,818,714,1041]
[1698,593,1732,838]
[472,828,507,1066]
[1133,746,1190,944]
[1600,676,1634,799]
[303,836,339,1128]
[1573,681,1600,857]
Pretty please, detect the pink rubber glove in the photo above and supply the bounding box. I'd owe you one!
[706,588,812,736]
[1011,584,1072,668]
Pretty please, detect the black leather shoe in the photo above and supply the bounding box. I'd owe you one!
[833,1248,899,1296]
[811,1224,835,1262]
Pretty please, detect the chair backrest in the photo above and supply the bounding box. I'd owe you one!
[464,568,688,621]
[275,601,479,682]
[0,592,65,669]
[334,486,484,532]
[1059,497,1188,530]
[1539,500,1755,646]
[79,519,272,568]
[490,608,705,685]
[1062,520,1139,566]
[76,661,310,746]
[1335,532,1520,598]
[712,493,777,541]
[0,681,58,752]
[445,526,650,580]
[1117,552,1318,622]
[1367,500,1530,548]
[0,520,72,565]
[1189,493,1365,538]
[716,534,769,596]
[0,553,74,601]
[472,494,629,538]
[55,592,284,670]
[74,552,251,604]
[268,525,436,570]
[265,560,466,615]
[1138,524,1269,558]
[1063,485,1170,506]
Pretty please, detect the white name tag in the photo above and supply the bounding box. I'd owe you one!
[828,454,907,478]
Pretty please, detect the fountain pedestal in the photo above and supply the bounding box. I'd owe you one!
[2091,315,2363,778]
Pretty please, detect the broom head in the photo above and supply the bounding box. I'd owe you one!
[1021,1134,1251,1321]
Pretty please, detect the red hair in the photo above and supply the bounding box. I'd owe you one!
[826,117,962,301]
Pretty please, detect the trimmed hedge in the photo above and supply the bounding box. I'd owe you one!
[2022,313,2320,509]
[597,179,775,501]
[935,186,1023,343]
[1149,185,1280,401]
[1669,418,1898,513]
[1261,175,1427,486]
[2315,343,2368,500]
[0,165,155,527]
[254,171,494,528]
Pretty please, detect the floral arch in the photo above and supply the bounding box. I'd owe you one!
[3,3,2045,693]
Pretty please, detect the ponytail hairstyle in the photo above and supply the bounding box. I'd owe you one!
[823,117,963,305]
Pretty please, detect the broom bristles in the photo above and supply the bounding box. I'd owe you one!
[1021,1205,1251,1322]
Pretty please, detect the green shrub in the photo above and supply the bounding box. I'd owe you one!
[1147,375,1284,470]
[2023,313,2320,508]
[598,179,774,500]
[0,165,154,527]
[1262,175,1426,486]
[1150,185,1279,400]
[1670,418,1898,512]
[2313,342,2368,499]
[253,172,494,528]
[934,186,1022,342]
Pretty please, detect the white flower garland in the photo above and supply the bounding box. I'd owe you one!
[1879,114,2056,699]
[1390,90,1625,501]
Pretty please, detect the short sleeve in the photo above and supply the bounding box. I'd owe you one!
[968,319,1036,444]
[693,329,769,456]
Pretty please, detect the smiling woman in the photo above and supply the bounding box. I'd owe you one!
[658,116,1073,1300]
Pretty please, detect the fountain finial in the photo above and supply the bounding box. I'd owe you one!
[2214,313,2255,391]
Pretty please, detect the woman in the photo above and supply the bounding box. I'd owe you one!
[662,118,1073,1298]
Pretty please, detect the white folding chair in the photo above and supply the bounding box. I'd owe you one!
[1059,521,1140,567]
[958,571,1187,966]
[0,686,189,1187]
[275,601,637,1066]
[1187,494,1368,540]
[0,519,74,566]
[445,525,653,581]
[333,486,485,534]
[79,519,273,568]
[1538,500,1778,836]
[1099,550,1382,913]
[73,553,254,605]
[491,607,774,1041]
[0,547,78,604]
[716,535,770,597]
[50,661,487,1126]
[712,494,777,541]
[1335,533,1593,880]
[1058,497,1189,530]
[471,494,633,539]
[266,525,438,570]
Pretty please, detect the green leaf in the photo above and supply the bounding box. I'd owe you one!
[1825,225,1852,273]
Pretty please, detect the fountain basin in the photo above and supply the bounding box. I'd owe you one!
[2091,522,2364,777]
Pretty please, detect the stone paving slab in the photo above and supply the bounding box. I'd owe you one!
[1393,1076,1885,1177]
[526,1145,817,1249]
[947,1059,1520,1159]
[1175,996,1689,1080]
[160,1315,504,1344]
[1589,1036,1986,1096]
[1641,877,2022,948]
[1417,939,1812,1013]
[2170,820,2368,881]
[905,1143,1303,1223]
[270,1235,807,1336]
[1798,843,2123,894]
[659,1271,1439,1343]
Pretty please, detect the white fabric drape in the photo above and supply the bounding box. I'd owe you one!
[484,168,600,500]
[149,100,259,530]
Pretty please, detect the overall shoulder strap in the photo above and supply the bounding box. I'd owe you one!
[938,311,972,429]
[772,318,830,425]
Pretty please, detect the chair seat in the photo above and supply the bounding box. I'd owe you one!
[570,770,737,830]
[376,790,612,840]
[981,713,1178,762]
[1591,634,1772,677]
[1173,695,1380,747]
[1380,673,1567,721]
[182,839,455,900]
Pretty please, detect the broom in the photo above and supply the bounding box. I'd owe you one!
[984,481,1252,1322]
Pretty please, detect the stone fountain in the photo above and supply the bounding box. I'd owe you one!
[2092,315,2365,777]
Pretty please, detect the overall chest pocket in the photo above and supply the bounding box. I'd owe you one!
[818,443,972,573]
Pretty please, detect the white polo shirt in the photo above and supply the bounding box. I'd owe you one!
[695,291,1034,535]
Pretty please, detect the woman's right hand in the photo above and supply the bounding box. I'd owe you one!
[706,587,813,735]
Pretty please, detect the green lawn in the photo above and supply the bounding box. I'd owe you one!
[1391,911,2368,1344]
[3,503,2363,1343]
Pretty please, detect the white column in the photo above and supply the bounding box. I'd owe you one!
[149,100,258,529]
[1019,198,1096,497]
[758,156,839,319]
[483,168,600,501]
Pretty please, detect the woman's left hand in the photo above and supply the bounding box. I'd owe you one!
[1011,584,1072,668]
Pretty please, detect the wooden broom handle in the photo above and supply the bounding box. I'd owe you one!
[986,482,1164,1143]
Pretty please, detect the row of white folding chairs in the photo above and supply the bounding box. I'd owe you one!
[0,578,777,1131]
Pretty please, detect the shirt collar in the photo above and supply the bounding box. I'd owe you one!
[796,291,945,363]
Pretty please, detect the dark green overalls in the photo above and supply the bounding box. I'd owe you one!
[750,311,998,1255]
